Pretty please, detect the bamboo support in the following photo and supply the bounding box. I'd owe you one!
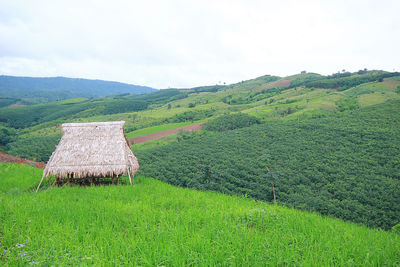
[127,168,132,185]
[51,178,57,186]
[36,173,46,192]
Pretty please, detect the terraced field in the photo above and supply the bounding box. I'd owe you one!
[129,123,202,144]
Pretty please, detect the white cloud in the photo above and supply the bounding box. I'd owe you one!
[0,0,399,88]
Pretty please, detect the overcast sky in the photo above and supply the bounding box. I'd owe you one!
[0,0,399,88]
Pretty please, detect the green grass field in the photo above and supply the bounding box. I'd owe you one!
[126,121,200,138]
[131,134,179,152]
[0,163,399,266]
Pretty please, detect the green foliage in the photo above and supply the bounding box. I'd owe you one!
[304,72,400,91]
[102,99,148,114]
[336,97,359,112]
[395,85,400,94]
[344,84,384,97]
[137,101,400,229]
[283,71,399,91]
[176,129,204,143]
[0,89,188,130]
[189,85,226,93]
[385,75,400,81]
[126,122,195,138]
[131,89,188,104]
[0,126,15,147]
[131,134,179,152]
[165,109,215,123]
[286,73,322,88]
[204,113,260,132]
[0,164,399,265]
[0,98,147,129]
[0,100,96,128]
[6,135,61,162]
[392,224,400,234]
[252,74,280,84]
[223,87,288,105]
[224,74,280,92]
[2,70,400,233]
[0,98,18,108]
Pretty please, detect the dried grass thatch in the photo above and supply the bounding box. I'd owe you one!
[37,121,139,190]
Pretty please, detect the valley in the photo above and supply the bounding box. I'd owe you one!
[1,70,400,265]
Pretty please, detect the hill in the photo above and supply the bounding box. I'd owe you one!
[1,69,400,230]
[0,163,399,265]
[0,75,157,105]
[137,100,400,230]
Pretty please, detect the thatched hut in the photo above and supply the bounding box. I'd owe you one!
[36,121,139,191]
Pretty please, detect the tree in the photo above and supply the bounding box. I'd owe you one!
[0,127,14,146]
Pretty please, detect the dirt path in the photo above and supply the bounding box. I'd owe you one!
[128,124,203,144]
[0,151,45,168]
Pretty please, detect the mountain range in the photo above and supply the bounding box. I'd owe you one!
[0,75,157,104]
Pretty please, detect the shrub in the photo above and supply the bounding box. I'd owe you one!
[336,97,359,112]
[166,109,215,123]
[102,100,148,115]
[395,85,400,94]
[204,113,260,132]
[392,224,400,234]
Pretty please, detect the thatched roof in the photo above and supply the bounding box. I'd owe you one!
[43,121,139,179]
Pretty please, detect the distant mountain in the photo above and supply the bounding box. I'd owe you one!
[0,75,157,102]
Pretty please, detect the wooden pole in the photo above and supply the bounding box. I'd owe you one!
[127,168,132,185]
[36,173,46,192]
[51,177,59,186]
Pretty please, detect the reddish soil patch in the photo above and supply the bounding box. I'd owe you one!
[259,80,291,91]
[0,151,45,169]
[129,124,203,145]
[382,80,400,89]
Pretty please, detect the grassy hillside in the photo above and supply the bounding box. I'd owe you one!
[0,163,399,266]
[1,71,400,231]
[0,97,149,129]
[126,121,198,138]
[137,100,400,230]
